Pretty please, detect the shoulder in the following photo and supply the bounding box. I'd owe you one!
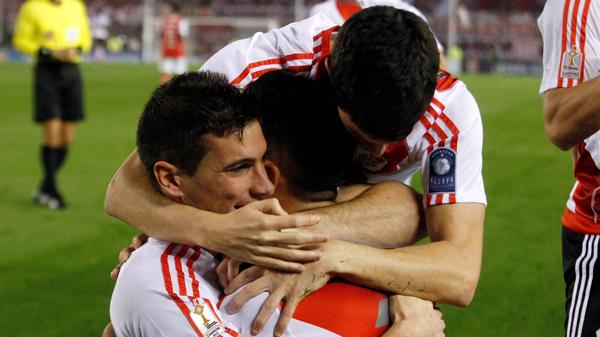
[431,71,481,132]
[113,239,171,295]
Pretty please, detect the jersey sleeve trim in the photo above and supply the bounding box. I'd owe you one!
[160,244,206,337]
[555,0,592,89]
[421,97,463,207]
[229,25,339,86]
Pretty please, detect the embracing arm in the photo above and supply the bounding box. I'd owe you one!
[303,181,425,248]
[331,203,484,307]
[543,76,600,150]
[104,150,326,271]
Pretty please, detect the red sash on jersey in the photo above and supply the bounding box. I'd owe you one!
[162,15,185,57]
[563,142,600,235]
[293,280,389,337]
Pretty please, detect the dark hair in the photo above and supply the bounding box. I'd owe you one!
[137,71,257,190]
[329,6,439,141]
[246,70,355,202]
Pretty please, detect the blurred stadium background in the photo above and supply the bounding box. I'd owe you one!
[0,1,569,336]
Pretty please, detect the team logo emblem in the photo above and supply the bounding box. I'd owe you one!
[428,148,456,193]
[191,298,226,337]
[561,45,582,79]
[353,147,388,173]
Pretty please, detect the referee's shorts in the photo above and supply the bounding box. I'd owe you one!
[562,226,600,337]
[34,61,84,123]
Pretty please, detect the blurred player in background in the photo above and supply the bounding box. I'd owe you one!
[159,2,189,84]
[539,0,600,336]
[12,0,92,210]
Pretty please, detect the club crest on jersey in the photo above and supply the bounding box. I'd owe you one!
[561,46,582,79]
[353,147,388,173]
[428,148,455,193]
[190,298,225,337]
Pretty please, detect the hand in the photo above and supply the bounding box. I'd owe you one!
[382,295,445,337]
[110,233,148,280]
[52,47,79,62]
[216,257,244,289]
[204,199,327,273]
[225,243,336,337]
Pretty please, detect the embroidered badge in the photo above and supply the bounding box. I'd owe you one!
[561,45,582,79]
[353,147,388,173]
[428,148,456,193]
[190,298,226,337]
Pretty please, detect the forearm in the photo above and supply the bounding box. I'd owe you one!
[331,240,479,307]
[303,181,425,248]
[328,203,484,307]
[105,150,215,246]
[544,76,600,150]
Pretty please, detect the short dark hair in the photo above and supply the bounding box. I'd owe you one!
[137,71,257,190]
[246,70,355,202]
[329,6,439,141]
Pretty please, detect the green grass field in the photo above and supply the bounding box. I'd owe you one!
[0,63,572,336]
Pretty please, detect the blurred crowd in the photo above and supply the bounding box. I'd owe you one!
[0,0,544,73]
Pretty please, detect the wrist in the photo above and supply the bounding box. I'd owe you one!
[322,240,348,275]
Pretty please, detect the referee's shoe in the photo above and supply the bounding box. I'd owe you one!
[32,190,66,210]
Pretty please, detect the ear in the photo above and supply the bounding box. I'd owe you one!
[153,160,185,200]
[264,160,280,189]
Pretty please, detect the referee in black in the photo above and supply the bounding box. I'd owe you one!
[13,0,92,209]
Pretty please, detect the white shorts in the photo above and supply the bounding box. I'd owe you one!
[160,57,188,75]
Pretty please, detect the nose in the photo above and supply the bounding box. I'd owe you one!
[251,165,275,199]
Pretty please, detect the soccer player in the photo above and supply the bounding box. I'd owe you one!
[159,2,189,84]
[109,71,444,337]
[538,0,600,336]
[105,8,485,334]
[12,0,92,209]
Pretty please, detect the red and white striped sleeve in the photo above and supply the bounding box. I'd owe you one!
[200,14,339,89]
[538,0,600,94]
[110,241,241,337]
[420,84,486,207]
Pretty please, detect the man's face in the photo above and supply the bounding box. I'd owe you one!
[338,108,391,158]
[178,121,274,213]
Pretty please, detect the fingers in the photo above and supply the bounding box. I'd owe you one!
[111,246,135,280]
[257,231,328,246]
[227,278,270,314]
[267,213,320,231]
[228,259,243,283]
[254,245,322,263]
[250,198,288,216]
[110,265,122,280]
[216,258,232,289]
[251,291,286,336]
[225,266,265,295]
[248,256,304,274]
[132,233,148,249]
[273,297,300,337]
[101,322,116,337]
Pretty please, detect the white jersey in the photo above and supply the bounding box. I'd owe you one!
[308,0,443,52]
[308,0,428,26]
[110,239,390,337]
[201,14,486,207]
[538,0,600,234]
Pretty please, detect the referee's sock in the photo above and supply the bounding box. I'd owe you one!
[40,145,62,196]
[55,146,68,171]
